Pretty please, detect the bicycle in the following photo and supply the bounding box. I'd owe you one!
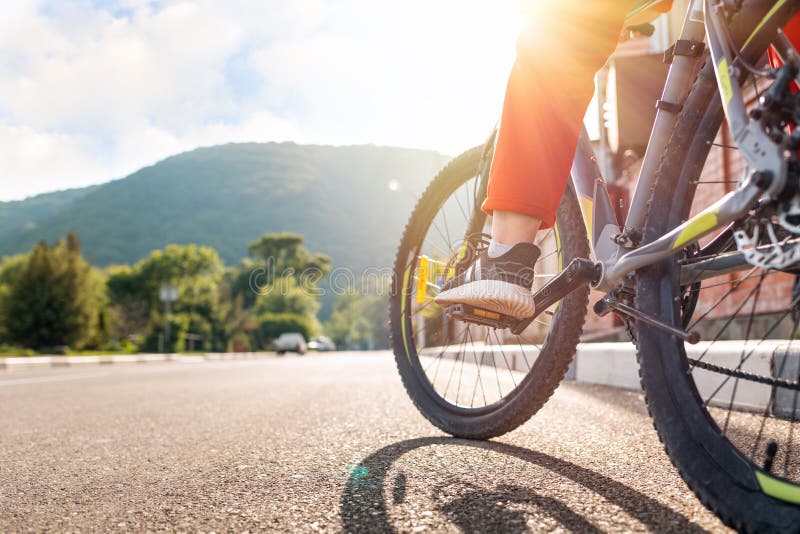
[390,0,800,530]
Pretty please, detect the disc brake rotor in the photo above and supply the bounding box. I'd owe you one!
[733,214,800,270]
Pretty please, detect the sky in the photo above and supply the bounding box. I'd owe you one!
[0,0,524,201]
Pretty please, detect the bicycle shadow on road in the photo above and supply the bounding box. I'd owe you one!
[340,437,709,533]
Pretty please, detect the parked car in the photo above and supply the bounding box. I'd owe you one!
[308,336,336,352]
[274,332,307,355]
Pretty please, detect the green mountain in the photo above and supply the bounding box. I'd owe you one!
[0,186,98,245]
[0,142,450,275]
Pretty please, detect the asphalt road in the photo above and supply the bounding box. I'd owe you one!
[0,352,730,532]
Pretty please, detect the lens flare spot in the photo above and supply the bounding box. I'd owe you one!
[347,465,369,480]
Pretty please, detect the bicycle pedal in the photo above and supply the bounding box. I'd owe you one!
[445,303,518,329]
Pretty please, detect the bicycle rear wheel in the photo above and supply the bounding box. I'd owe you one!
[636,1,800,530]
[390,144,590,439]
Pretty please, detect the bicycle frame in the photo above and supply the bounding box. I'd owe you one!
[572,0,797,291]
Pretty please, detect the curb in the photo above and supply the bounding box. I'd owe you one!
[0,352,273,370]
[427,341,798,414]
[573,341,798,414]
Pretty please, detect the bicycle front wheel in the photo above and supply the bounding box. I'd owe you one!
[636,1,800,530]
[390,144,590,439]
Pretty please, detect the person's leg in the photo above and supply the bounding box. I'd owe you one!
[484,0,632,250]
[436,1,632,317]
[489,211,541,254]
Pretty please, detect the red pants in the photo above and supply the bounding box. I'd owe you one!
[485,2,800,229]
[483,1,632,228]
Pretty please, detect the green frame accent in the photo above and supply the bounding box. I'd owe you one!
[742,0,791,50]
[756,471,800,504]
[400,265,412,363]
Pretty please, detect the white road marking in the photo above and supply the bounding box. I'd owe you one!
[0,372,111,387]
[0,359,279,388]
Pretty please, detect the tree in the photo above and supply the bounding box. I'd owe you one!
[106,244,226,351]
[252,276,320,317]
[326,290,389,350]
[105,264,150,342]
[247,232,332,281]
[2,232,106,349]
[232,232,331,308]
[0,254,28,343]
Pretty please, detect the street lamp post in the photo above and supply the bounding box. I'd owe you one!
[159,283,178,353]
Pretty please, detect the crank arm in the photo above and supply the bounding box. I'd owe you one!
[445,258,602,335]
[510,258,602,335]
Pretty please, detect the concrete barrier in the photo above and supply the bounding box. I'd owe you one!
[772,345,800,418]
[1,356,56,370]
[574,343,640,390]
[422,340,799,415]
[575,340,799,415]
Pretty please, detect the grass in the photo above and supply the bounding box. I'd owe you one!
[0,345,139,357]
[0,347,37,357]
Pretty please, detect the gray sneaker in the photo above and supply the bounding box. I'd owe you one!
[434,242,540,318]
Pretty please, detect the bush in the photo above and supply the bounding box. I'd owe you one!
[0,344,36,357]
[228,332,252,352]
[121,339,140,354]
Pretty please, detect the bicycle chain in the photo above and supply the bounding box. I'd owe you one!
[688,357,800,390]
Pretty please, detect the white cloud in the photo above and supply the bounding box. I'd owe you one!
[0,1,244,132]
[248,0,521,151]
[0,121,107,199]
[109,111,301,179]
[0,0,521,201]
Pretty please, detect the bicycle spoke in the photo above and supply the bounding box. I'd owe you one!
[536,228,554,247]
[702,291,800,404]
[454,327,469,405]
[686,268,778,293]
[538,248,560,263]
[494,332,518,389]
[687,266,758,329]
[785,382,799,476]
[439,202,454,254]
[429,218,455,256]
[467,328,488,408]
[751,71,761,102]
[410,297,438,318]
[453,183,470,223]
[515,334,535,372]
[722,272,766,434]
[707,141,739,150]
[489,329,504,395]
[443,326,469,402]
[422,332,447,374]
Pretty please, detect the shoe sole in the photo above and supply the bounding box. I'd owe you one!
[434,280,535,318]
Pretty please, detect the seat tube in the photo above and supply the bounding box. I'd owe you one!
[623,0,706,235]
